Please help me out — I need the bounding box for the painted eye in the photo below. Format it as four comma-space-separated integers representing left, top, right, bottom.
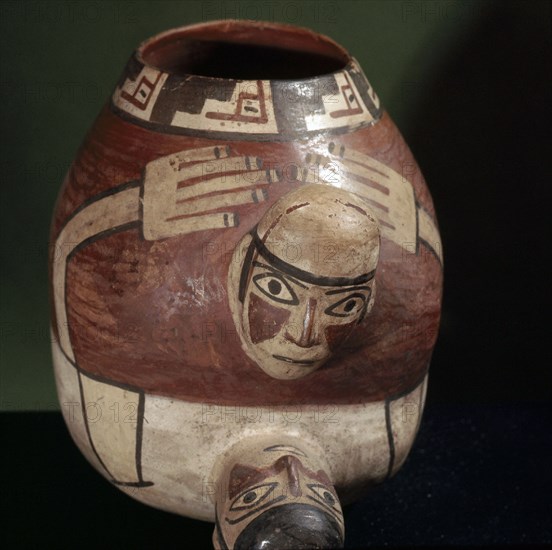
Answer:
307, 484, 338, 508
324, 292, 369, 318
229, 483, 278, 511
253, 273, 299, 305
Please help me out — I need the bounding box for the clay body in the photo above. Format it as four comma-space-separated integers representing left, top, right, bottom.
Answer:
49, 21, 442, 548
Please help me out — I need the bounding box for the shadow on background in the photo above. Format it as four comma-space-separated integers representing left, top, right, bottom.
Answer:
406, 0, 551, 404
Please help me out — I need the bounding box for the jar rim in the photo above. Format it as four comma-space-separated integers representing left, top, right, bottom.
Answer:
136, 20, 352, 82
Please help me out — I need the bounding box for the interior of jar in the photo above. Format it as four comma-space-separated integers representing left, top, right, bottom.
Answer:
139, 21, 350, 80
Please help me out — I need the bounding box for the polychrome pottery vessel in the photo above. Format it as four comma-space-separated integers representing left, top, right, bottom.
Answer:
49, 20, 442, 548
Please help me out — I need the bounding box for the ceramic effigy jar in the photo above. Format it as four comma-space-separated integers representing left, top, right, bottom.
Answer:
49, 20, 442, 548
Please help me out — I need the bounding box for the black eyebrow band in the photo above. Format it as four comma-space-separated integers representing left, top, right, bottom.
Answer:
252, 261, 309, 289
251, 230, 376, 287
325, 285, 373, 296
238, 236, 257, 303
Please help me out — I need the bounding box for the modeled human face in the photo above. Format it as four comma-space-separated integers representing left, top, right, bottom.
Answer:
213, 445, 344, 550
241, 254, 375, 379
227, 184, 380, 380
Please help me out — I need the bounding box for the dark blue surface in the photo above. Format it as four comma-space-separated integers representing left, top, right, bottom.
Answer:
2, 404, 550, 548
344, 404, 551, 547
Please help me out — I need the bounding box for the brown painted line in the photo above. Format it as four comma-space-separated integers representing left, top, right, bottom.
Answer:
175, 185, 268, 205
176, 167, 266, 191
363, 196, 390, 214
344, 159, 390, 181
176, 171, 269, 200
344, 168, 390, 196
329, 72, 365, 122
176, 173, 225, 189
330, 107, 364, 118
379, 219, 396, 231
331, 144, 391, 180
306, 152, 390, 196
170, 188, 268, 218
175, 155, 258, 183
205, 112, 269, 123
204, 80, 269, 124
165, 209, 237, 222
109, 101, 379, 142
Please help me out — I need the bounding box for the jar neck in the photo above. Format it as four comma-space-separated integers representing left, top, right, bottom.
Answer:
111, 21, 383, 141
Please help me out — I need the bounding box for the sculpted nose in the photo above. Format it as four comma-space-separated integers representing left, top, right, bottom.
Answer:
275, 455, 302, 497
285, 298, 320, 348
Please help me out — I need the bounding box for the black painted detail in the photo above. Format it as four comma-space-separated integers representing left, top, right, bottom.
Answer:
251, 229, 375, 288
233, 503, 344, 550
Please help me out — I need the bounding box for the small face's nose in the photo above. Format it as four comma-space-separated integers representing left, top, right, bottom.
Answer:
275, 455, 303, 497
285, 298, 320, 348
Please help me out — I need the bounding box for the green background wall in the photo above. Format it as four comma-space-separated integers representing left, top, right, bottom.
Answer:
0, 0, 509, 410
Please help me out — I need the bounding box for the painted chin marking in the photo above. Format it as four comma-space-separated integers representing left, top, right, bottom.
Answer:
272, 355, 318, 366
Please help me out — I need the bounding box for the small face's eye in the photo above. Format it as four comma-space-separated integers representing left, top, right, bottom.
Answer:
229, 483, 278, 511
307, 484, 339, 509
253, 273, 299, 305
324, 292, 369, 318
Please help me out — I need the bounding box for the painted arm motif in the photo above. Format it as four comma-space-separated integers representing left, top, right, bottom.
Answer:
51, 144, 274, 485
302, 143, 443, 265
53, 144, 273, 362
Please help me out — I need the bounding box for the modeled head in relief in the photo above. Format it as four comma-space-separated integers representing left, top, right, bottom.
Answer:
213, 444, 344, 550
228, 184, 380, 380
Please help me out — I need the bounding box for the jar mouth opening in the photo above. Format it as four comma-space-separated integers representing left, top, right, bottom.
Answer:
137, 20, 351, 80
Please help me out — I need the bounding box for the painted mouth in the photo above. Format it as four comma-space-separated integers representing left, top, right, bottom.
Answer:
272, 355, 318, 366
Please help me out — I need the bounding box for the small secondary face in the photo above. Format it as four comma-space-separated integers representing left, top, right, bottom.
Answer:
213, 445, 344, 550
228, 183, 380, 380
